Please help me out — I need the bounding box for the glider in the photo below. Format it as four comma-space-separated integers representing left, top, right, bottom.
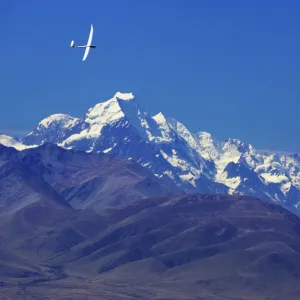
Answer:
70, 24, 96, 61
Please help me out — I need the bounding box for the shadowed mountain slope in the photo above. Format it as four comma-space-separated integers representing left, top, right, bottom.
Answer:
0, 143, 177, 212
0, 193, 300, 299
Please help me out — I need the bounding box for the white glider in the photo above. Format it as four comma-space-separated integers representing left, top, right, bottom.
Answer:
70, 24, 96, 61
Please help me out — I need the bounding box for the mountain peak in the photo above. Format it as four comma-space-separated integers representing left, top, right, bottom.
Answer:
23, 114, 80, 146
39, 114, 78, 129
195, 132, 220, 161
196, 132, 216, 149
85, 97, 125, 129
86, 92, 136, 122
153, 112, 167, 124
225, 137, 243, 145
114, 92, 135, 101
223, 138, 250, 152
197, 131, 212, 140
0, 134, 34, 151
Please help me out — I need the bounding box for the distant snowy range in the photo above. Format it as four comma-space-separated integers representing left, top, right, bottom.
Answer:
1, 92, 300, 213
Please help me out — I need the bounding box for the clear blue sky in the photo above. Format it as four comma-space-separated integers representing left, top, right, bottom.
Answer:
1, 0, 300, 152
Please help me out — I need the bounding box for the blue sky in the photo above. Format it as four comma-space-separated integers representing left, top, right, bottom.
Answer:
1, 0, 300, 151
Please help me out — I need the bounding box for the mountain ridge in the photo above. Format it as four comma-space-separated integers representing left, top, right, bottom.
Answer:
0, 142, 176, 212
2, 91, 300, 212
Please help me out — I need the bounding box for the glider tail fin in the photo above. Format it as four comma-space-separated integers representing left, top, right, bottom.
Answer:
70, 40, 75, 48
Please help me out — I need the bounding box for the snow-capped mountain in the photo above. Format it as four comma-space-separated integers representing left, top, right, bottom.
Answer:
5, 92, 300, 211
22, 92, 225, 193
0, 134, 37, 151
24, 114, 80, 145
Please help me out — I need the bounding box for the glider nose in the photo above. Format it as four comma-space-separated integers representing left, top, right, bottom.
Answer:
70, 40, 75, 48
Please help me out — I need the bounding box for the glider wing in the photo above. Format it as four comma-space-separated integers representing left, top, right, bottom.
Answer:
82, 24, 94, 61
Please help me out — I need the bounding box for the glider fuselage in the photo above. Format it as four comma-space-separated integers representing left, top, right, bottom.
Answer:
75, 45, 97, 48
